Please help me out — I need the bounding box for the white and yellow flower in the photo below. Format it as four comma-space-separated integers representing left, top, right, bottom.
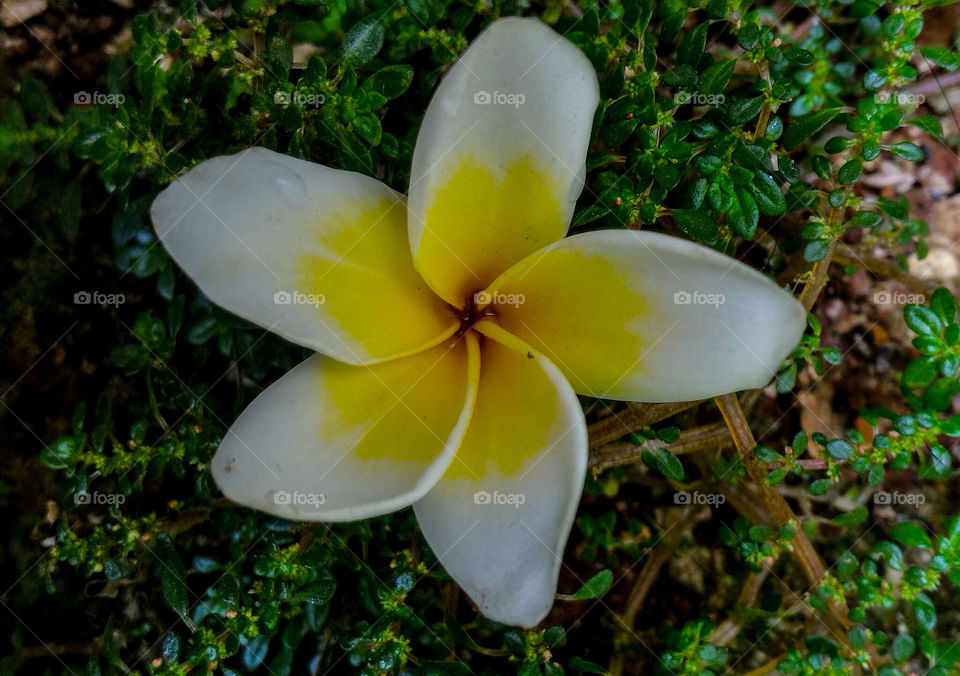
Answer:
151, 17, 805, 627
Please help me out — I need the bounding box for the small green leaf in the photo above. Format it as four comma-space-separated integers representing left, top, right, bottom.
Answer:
728, 186, 759, 238
652, 447, 685, 480
890, 522, 933, 548
699, 60, 735, 96
831, 505, 868, 526
363, 65, 414, 99
727, 96, 765, 125
920, 46, 960, 71
340, 17, 385, 68
891, 634, 915, 663
826, 439, 855, 460
803, 238, 832, 262
747, 172, 787, 214
905, 304, 944, 337
888, 142, 924, 161
160, 551, 190, 619
909, 115, 944, 139
570, 570, 614, 599
837, 158, 863, 184
672, 209, 719, 245
782, 109, 843, 151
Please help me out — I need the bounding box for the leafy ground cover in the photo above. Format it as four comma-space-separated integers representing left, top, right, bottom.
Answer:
3, 0, 960, 674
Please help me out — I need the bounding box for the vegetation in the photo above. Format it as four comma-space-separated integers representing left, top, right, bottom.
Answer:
2, 0, 960, 673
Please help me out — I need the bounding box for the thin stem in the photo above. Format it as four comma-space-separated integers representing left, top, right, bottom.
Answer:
713, 393, 858, 647
588, 421, 730, 472
588, 401, 699, 449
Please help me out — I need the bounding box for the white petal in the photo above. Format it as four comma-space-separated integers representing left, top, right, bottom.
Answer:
414, 323, 587, 627
151, 147, 457, 365
211, 335, 480, 521
407, 17, 600, 307
486, 230, 807, 401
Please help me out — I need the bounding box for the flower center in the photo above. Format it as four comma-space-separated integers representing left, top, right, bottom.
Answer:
455, 290, 495, 337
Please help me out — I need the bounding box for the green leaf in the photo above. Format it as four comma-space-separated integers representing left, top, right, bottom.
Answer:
728, 187, 759, 238
339, 17, 385, 68
932, 288, 957, 323
663, 64, 698, 89
160, 550, 190, 619
570, 570, 614, 599
699, 60, 735, 96
863, 69, 887, 90
909, 115, 944, 139
809, 478, 832, 496
568, 657, 608, 674
363, 65, 414, 99
891, 634, 915, 663
727, 96, 764, 125
782, 109, 843, 151
747, 172, 787, 214
920, 46, 960, 71
672, 209, 719, 245
903, 357, 938, 389
905, 304, 943, 337
738, 23, 761, 50
572, 203, 611, 227
803, 238, 832, 262
161, 634, 180, 664
826, 438, 855, 460
678, 23, 708, 67
912, 593, 937, 631
850, 210, 882, 227
890, 522, 933, 548
889, 142, 924, 161
837, 158, 863, 184
652, 447, 685, 480
831, 505, 868, 526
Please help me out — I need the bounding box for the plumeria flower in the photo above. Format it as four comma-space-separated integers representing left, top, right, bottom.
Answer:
151, 17, 805, 627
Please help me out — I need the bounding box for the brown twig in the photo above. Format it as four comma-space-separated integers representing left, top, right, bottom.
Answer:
589, 421, 732, 472
609, 506, 703, 676
713, 394, 857, 648
587, 401, 699, 449
832, 243, 937, 297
